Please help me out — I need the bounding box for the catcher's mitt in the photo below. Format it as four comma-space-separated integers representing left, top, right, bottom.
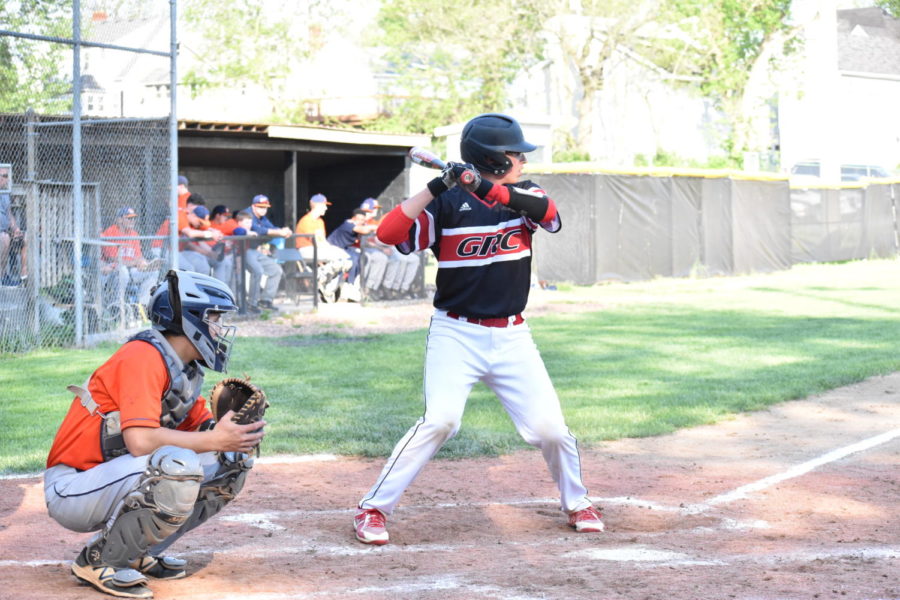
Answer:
209, 377, 269, 447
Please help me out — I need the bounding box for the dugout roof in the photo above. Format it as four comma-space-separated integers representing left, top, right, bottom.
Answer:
178, 119, 429, 232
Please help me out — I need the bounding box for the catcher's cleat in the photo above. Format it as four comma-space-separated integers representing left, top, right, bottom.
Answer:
71, 547, 152, 598
567, 506, 605, 533
354, 508, 389, 545
135, 555, 187, 580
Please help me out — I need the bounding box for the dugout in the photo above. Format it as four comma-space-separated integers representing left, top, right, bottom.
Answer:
177, 121, 429, 234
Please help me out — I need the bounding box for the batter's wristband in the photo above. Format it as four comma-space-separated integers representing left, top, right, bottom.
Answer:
426, 177, 448, 197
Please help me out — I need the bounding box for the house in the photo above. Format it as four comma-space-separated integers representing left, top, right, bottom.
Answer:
776, 4, 900, 179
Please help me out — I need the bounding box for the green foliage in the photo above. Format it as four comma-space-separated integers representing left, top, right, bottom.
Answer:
876, 0, 900, 17
536, 0, 664, 156
181, 0, 343, 123
0, 1, 72, 113
633, 149, 739, 169
664, 0, 797, 161
363, 0, 546, 135
553, 148, 592, 163
3, 260, 900, 474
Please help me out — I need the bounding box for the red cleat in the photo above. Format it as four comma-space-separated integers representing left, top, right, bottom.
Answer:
567, 506, 605, 532
354, 508, 389, 545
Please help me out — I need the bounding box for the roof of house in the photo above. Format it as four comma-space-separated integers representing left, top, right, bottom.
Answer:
837, 7, 900, 76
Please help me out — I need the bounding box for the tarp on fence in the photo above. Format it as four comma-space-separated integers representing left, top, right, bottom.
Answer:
532, 173, 804, 284
791, 183, 897, 263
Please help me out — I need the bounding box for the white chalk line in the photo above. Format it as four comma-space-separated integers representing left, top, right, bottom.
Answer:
255, 453, 339, 465
217, 495, 681, 531
6, 543, 896, 571
4, 430, 897, 598
0, 453, 342, 481
221, 420, 900, 525
151, 574, 549, 600
682, 426, 900, 514
0, 472, 40, 480
4, 428, 896, 552
565, 545, 900, 568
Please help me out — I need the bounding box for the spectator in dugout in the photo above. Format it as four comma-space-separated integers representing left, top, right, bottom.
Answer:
177, 195, 223, 274
326, 208, 377, 301
177, 175, 190, 209
244, 194, 291, 312
360, 197, 391, 297
99, 207, 160, 306
207, 205, 237, 285
0, 164, 24, 286
358, 197, 421, 300
294, 193, 353, 303
150, 192, 221, 261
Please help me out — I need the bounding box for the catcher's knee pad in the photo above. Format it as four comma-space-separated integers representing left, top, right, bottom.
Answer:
99, 446, 203, 567
189, 452, 253, 526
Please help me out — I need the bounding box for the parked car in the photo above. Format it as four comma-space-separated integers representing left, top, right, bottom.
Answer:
790, 160, 893, 183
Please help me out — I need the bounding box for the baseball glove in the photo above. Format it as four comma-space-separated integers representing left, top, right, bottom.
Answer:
209, 377, 268, 451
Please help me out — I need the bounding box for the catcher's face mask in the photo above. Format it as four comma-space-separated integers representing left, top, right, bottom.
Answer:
150, 269, 239, 372
204, 309, 236, 371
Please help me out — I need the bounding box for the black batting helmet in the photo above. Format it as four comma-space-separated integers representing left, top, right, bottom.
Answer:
460, 113, 536, 176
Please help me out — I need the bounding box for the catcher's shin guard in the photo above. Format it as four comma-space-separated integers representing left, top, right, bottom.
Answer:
167, 451, 254, 543
196, 452, 253, 514
95, 446, 203, 568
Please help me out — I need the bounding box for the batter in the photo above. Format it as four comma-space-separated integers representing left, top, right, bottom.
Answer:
355, 113, 603, 545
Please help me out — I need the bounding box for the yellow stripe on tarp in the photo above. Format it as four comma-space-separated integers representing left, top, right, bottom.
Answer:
788, 179, 900, 190
523, 163, 788, 181
524, 163, 900, 186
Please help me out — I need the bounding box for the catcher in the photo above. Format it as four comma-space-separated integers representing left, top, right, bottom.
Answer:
44, 270, 267, 599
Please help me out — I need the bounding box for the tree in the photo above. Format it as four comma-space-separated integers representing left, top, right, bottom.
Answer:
664, 0, 798, 165
526, 0, 663, 160
181, 0, 345, 123
876, 0, 900, 17
0, 1, 72, 113
364, 0, 546, 136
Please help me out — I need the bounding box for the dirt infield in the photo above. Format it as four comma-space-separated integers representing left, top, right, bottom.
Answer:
2, 368, 898, 600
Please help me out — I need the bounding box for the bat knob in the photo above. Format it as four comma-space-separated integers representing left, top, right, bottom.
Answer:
460, 171, 475, 185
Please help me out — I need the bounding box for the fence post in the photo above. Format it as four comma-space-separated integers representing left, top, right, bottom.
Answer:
168, 0, 179, 272
25, 111, 39, 336
72, 0, 85, 347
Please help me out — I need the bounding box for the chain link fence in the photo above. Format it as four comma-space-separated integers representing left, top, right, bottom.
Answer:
0, 3, 176, 352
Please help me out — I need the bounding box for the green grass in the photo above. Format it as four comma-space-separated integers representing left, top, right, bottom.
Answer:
3, 259, 900, 474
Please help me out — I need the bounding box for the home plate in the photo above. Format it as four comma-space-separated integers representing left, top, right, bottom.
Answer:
569, 546, 724, 566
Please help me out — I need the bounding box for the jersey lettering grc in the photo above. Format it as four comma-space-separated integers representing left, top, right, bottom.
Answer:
397, 181, 561, 319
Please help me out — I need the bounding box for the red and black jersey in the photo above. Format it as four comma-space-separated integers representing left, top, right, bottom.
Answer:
397, 181, 561, 319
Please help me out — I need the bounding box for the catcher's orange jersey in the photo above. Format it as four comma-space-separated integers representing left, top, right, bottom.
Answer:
46, 340, 212, 471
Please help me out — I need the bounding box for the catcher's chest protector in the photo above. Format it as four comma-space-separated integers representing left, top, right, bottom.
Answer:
75, 331, 204, 462
130, 330, 204, 430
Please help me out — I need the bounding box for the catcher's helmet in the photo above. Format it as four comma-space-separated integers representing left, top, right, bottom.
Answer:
460, 113, 536, 176
148, 269, 238, 372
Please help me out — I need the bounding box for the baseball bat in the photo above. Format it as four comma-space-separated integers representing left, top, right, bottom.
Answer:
408, 147, 476, 185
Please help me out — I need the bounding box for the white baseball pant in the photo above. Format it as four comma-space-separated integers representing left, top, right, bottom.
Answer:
359, 310, 592, 515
